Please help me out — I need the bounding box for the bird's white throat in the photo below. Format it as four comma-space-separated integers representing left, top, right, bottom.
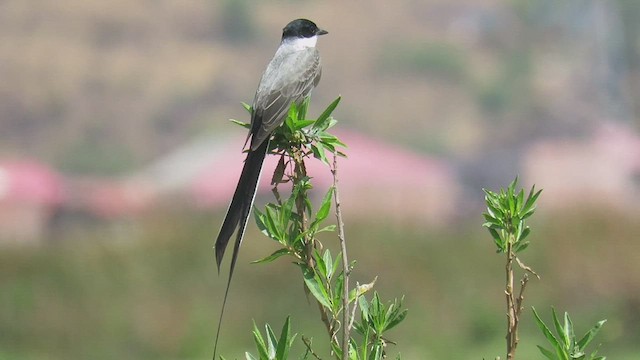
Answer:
283, 35, 318, 50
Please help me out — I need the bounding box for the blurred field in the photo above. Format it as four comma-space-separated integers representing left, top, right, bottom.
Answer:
1, 205, 639, 359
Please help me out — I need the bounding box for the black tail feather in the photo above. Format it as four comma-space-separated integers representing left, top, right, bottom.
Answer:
214, 139, 269, 270
212, 139, 269, 360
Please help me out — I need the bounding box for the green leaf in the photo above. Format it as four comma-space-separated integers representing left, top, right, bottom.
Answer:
509, 176, 519, 192
522, 187, 542, 215
281, 195, 296, 227
552, 308, 570, 350
275, 316, 292, 360
265, 323, 277, 359
369, 345, 382, 360
301, 266, 332, 309
311, 187, 335, 230
254, 208, 269, 235
488, 228, 504, 251
298, 96, 310, 120
285, 103, 298, 132
252, 321, 269, 360
251, 248, 291, 264
359, 295, 370, 321
349, 341, 359, 360
323, 249, 334, 279
532, 307, 568, 360
576, 319, 607, 350
313, 96, 341, 132
325, 118, 339, 130
317, 224, 336, 233
265, 205, 284, 241
521, 208, 537, 220
230, 118, 252, 129
314, 250, 327, 279
485, 200, 504, 219
482, 213, 500, 226
537, 345, 558, 360
386, 307, 408, 331
295, 119, 316, 130
318, 132, 347, 148
565, 313, 575, 349
516, 188, 525, 211
309, 144, 324, 166
332, 252, 342, 279
514, 240, 529, 253
572, 350, 586, 358
331, 342, 343, 360
311, 142, 330, 165
242, 102, 253, 113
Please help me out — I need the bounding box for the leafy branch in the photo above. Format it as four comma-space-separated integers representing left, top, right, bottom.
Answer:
483, 177, 541, 360
225, 97, 407, 360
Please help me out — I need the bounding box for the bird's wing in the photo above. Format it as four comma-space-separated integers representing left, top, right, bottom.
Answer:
250, 48, 321, 150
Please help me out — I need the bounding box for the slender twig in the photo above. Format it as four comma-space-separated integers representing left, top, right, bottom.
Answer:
515, 274, 529, 319
505, 239, 535, 360
516, 257, 540, 279
291, 145, 338, 350
332, 152, 350, 360
348, 286, 360, 331
505, 240, 517, 360
302, 336, 324, 360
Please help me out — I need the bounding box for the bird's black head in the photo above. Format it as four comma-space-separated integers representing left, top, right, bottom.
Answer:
282, 19, 328, 40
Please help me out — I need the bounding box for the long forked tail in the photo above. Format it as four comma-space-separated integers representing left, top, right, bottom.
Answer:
212, 139, 269, 360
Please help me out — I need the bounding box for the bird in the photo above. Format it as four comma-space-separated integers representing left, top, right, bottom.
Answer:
212, 18, 328, 358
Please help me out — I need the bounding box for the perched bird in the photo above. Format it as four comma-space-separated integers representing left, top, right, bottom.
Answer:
213, 18, 328, 357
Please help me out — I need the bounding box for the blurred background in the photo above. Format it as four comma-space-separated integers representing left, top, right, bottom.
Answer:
1, 0, 639, 358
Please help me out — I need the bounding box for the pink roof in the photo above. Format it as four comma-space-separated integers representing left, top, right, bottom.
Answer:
523, 122, 640, 210
191, 130, 460, 223
0, 160, 64, 206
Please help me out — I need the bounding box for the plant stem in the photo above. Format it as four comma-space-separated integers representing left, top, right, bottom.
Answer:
505, 236, 533, 360
292, 147, 311, 259
332, 153, 350, 360
291, 146, 338, 350
505, 239, 518, 360
302, 336, 324, 360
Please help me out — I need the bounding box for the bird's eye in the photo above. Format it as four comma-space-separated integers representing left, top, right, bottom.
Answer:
303, 26, 315, 37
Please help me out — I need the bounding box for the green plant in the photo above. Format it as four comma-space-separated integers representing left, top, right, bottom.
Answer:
219, 96, 407, 360
238, 316, 296, 360
482, 177, 541, 255
353, 292, 407, 360
532, 307, 607, 360
482, 179, 611, 360
483, 177, 541, 360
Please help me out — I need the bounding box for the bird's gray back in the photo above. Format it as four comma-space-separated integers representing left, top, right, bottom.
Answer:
250, 47, 321, 150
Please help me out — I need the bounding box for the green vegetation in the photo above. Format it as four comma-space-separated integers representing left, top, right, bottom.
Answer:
5, 96, 637, 359
532, 307, 606, 360
225, 97, 406, 359
483, 178, 542, 359
1, 207, 638, 359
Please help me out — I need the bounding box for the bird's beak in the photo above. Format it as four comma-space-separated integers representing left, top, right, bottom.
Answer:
317, 28, 328, 36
